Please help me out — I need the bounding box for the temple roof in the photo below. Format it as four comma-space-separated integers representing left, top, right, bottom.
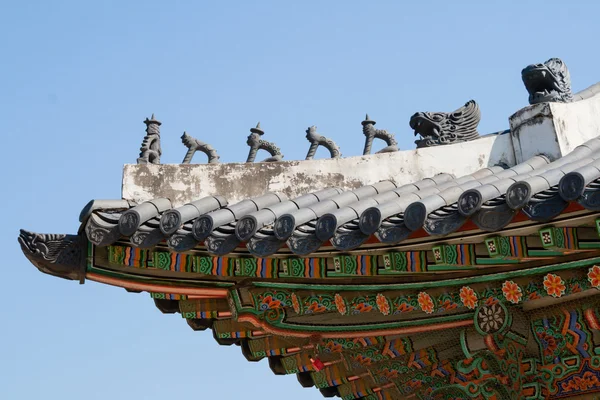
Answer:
18, 57, 600, 400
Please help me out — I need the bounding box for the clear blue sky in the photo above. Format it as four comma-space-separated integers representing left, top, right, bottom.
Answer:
2, 1, 600, 398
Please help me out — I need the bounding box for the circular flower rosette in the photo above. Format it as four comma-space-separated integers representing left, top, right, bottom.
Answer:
543, 273, 566, 298
474, 302, 510, 336
501, 280, 523, 304
588, 265, 600, 289
459, 286, 478, 309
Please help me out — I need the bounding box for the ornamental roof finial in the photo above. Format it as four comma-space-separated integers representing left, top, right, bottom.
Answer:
250, 121, 264, 135
143, 113, 162, 126
362, 114, 376, 126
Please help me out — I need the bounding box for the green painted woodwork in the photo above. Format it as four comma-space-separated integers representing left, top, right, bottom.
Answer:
151, 292, 187, 300
330, 255, 378, 277
539, 227, 579, 250
579, 242, 600, 249
280, 258, 327, 278
474, 258, 521, 265
87, 265, 235, 288
88, 227, 600, 399
485, 236, 528, 258
432, 244, 476, 265
252, 257, 600, 292
381, 251, 427, 273
100, 227, 600, 286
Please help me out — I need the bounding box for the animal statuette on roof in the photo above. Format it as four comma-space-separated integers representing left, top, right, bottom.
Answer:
411, 100, 481, 148
245, 122, 284, 162
137, 114, 162, 164
304, 126, 341, 160
361, 114, 398, 154
181, 131, 220, 164
521, 57, 600, 104
522, 58, 574, 104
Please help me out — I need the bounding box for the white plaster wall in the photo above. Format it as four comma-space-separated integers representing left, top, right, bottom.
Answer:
509, 103, 561, 162
122, 133, 515, 206
510, 93, 600, 162
550, 94, 600, 154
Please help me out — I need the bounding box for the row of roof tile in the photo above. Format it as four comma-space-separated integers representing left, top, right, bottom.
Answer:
83, 136, 600, 257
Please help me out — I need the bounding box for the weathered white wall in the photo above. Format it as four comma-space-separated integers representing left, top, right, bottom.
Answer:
122, 133, 514, 206
510, 92, 600, 162
551, 94, 600, 153
509, 103, 560, 162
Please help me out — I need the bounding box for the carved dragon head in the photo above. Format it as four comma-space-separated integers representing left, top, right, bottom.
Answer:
522, 58, 573, 104
18, 229, 84, 281
246, 133, 259, 147
305, 125, 318, 140
410, 100, 481, 148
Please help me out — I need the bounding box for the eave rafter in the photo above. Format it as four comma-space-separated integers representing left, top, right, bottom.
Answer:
54, 214, 600, 399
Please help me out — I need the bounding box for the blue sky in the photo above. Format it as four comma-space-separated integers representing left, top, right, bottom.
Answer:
2, 1, 600, 398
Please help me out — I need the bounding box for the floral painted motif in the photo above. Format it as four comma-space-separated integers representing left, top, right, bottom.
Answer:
260, 295, 282, 310
354, 302, 373, 313
561, 371, 600, 393
291, 293, 300, 314
502, 280, 523, 304
484, 297, 499, 306
307, 301, 327, 313
395, 302, 415, 313
324, 341, 343, 353
459, 286, 478, 309
588, 265, 600, 289
439, 299, 458, 311
418, 292, 434, 314
543, 273, 566, 298
376, 293, 391, 316
354, 354, 373, 366
334, 293, 347, 315
476, 304, 505, 333
536, 331, 559, 357
252, 270, 598, 322
380, 368, 399, 380
529, 292, 542, 300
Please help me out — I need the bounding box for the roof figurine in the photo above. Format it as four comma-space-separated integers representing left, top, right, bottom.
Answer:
411, 100, 481, 148
523, 57, 600, 104
19, 57, 600, 400
361, 114, 398, 154
246, 122, 284, 162
522, 58, 574, 104
304, 125, 341, 160
181, 131, 220, 164
137, 113, 162, 164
